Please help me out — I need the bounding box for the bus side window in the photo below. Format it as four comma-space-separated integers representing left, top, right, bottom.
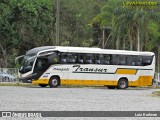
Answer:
95, 54, 103, 64
111, 55, 117, 65
142, 56, 152, 66
66, 53, 77, 64
127, 56, 132, 65
118, 55, 126, 65
132, 56, 142, 66
84, 54, 94, 64
103, 54, 111, 65
60, 53, 67, 64
48, 52, 60, 64
77, 53, 85, 64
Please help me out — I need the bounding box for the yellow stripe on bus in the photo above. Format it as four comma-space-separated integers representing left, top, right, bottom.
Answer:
116, 69, 137, 75
128, 76, 153, 86
32, 76, 152, 87
32, 79, 48, 84
61, 79, 117, 86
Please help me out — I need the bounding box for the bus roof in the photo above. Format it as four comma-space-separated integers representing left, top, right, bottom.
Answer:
26, 46, 56, 56
26, 46, 154, 56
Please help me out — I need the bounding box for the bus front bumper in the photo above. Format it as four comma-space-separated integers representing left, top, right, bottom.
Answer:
19, 77, 32, 83
20, 73, 37, 83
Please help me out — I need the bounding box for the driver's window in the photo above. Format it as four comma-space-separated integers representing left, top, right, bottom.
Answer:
48, 52, 60, 64
35, 58, 48, 70
37, 60, 42, 68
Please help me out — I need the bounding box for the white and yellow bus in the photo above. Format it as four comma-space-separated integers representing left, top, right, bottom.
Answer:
17, 46, 155, 89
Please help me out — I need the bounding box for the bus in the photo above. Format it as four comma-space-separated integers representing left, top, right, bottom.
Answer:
17, 46, 155, 89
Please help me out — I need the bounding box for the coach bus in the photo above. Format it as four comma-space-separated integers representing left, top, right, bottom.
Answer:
17, 46, 155, 89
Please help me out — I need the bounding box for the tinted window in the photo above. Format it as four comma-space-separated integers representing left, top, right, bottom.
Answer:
95, 54, 104, 64
84, 54, 94, 64
103, 54, 111, 65
142, 56, 153, 66
127, 56, 132, 65
118, 55, 126, 65
35, 58, 48, 70
60, 52, 153, 66
66, 53, 77, 63
111, 55, 118, 65
60, 53, 67, 64
132, 56, 142, 66
48, 52, 60, 64
60, 53, 77, 64
77, 53, 85, 64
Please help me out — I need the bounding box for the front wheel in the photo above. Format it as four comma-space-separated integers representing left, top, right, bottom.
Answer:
49, 77, 60, 88
39, 84, 48, 87
117, 79, 128, 89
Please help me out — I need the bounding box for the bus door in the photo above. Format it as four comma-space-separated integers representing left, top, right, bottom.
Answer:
34, 51, 60, 80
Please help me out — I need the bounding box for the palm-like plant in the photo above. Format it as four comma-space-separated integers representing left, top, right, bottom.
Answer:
92, 0, 160, 51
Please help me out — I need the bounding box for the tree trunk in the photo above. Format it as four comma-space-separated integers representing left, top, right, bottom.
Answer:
157, 45, 160, 84
102, 28, 105, 49
128, 27, 133, 50
0, 43, 8, 68
137, 28, 140, 51
116, 31, 120, 50
123, 38, 126, 50
129, 33, 133, 50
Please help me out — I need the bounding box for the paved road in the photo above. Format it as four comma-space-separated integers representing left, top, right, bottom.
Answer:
0, 86, 160, 120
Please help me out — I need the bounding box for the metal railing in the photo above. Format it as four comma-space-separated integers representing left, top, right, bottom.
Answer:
0, 68, 19, 82
154, 72, 160, 86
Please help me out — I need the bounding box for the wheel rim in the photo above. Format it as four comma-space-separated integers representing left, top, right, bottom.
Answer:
51, 79, 58, 86
119, 81, 126, 88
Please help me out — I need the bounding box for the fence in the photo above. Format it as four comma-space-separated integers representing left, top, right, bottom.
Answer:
154, 72, 160, 86
0, 68, 19, 82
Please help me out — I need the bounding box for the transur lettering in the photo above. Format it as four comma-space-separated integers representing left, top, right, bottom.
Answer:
73, 65, 107, 73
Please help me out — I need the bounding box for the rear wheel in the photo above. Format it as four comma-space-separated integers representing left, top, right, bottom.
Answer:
49, 77, 60, 88
39, 84, 48, 87
117, 79, 128, 89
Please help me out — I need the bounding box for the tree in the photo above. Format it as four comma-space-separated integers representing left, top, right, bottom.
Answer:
91, 0, 160, 51
59, 0, 106, 47
0, 0, 55, 67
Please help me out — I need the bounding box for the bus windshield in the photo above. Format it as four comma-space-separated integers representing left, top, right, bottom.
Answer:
19, 56, 36, 74
19, 52, 60, 74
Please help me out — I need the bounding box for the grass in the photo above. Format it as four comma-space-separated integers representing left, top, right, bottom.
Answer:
151, 86, 160, 89
0, 82, 94, 88
0, 82, 37, 87
0, 83, 108, 89
152, 91, 160, 96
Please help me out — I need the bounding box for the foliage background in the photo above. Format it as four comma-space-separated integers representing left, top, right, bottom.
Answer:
0, 0, 160, 71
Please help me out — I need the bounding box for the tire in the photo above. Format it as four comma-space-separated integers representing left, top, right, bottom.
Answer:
108, 86, 116, 89
117, 78, 128, 89
49, 77, 60, 88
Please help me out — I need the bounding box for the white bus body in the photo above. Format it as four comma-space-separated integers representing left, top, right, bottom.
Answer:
18, 46, 155, 89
